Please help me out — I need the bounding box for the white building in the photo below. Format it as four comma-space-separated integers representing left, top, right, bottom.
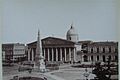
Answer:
13, 43, 26, 61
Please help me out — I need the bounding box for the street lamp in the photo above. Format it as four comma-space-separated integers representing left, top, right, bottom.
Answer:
83, 68, 90, 80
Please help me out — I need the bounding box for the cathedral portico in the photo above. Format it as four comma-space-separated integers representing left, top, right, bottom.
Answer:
27, 37, 76, 64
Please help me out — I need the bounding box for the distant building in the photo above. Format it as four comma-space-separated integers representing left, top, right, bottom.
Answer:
2, 24, 118, 64
2, 44, 14, 62
2, 43, 26, 62
78, 41, 118, 62
26, 24, 118, 64
26, 37, 76, 64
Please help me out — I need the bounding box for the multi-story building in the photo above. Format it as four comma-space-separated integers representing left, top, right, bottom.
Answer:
13, 43, 26, 61
26, 24, 118, 64
78, 41, 118, 62
2, 44, 14, 62
2, 43, 26, 63
2, 24, 118, 64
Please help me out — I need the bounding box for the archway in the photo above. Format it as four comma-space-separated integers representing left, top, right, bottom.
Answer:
83, 55, 88, 62
102, 55, 106, 62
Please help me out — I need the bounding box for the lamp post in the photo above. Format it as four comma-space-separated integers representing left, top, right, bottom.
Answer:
83, 68, 90, 80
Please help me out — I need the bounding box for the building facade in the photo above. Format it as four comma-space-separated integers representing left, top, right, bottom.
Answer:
26, 37, 76, 64
77, 41, 118, 62
2, 43, 26, 62
25, 24, 118, 64
2, 44, 14, 62
2, 24, 118, 64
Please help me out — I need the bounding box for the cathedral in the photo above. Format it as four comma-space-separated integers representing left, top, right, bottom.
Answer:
26, 24, 118, 64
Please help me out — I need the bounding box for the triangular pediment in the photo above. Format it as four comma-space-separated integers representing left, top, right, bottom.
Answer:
27, 37, 75, 47
42, 37, 75, 45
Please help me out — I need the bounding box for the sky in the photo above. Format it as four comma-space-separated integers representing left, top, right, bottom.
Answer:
2, 0, 117, 44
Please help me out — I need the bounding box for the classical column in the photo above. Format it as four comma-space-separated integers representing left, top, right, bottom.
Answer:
60, 48, 62, 61
111, 55, 113, 61
73, 48, 76, 62
56, 48, 58, 61
82, 55, 84, 62
52, 48, 54, 61
47, 48, 50, 61
95, 56, 97, 62
89, 56, 91, 62
69, 48, 71, 61
87, 55, 89, 62
31, 49, 34, 61
43, 48, 46, 59
28, 49, 30, 61
64, 48, 67, 61
99, 55, 102, 62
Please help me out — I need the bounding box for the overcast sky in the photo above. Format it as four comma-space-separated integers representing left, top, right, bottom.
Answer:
2, 0, 117, 44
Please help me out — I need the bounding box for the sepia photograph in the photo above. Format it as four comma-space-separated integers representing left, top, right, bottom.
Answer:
2, 0, 118, 80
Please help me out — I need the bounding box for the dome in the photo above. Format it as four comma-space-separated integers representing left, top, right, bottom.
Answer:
66, 24, 79, 42
67, 26, 77, 36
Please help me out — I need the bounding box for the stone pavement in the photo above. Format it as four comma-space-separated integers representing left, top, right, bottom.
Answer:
3, 71, 66, 80
50, 68, 95, 80
46, 64, 96, 80
3, 63, 96, 80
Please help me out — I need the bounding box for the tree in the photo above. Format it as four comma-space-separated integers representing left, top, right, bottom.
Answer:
92, 57, 112, 80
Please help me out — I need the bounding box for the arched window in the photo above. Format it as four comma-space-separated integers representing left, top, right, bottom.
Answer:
97, 55, 99, 61
103, 55, 106, 62
97, 48, 99, 53
91, 55, 93, 61
108, 55, 111, 60
69, 37, 71, 40
83, 55, 88, 62
109, 47, 111, 53
103, 48, 105, 53
91, 48, 93, 53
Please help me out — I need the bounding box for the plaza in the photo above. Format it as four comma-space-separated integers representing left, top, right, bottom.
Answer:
2, 26, 118, 80
3, 63, 96, 80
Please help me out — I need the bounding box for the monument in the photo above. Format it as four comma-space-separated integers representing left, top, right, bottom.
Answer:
34, 30, 46, 72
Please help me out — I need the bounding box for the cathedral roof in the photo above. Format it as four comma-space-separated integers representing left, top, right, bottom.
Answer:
66, 24, 77, 36
88, 42, 118, 47
27, 37, 75, 47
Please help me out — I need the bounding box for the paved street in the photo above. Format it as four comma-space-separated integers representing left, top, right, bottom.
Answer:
3, 64, 96, 80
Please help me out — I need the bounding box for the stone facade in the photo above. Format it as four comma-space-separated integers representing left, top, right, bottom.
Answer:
26, 37, 76, 63
77, 41, 118, 62
2, 43, 26, 62
2, 25, 118, 64
66, 24, 78, 42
